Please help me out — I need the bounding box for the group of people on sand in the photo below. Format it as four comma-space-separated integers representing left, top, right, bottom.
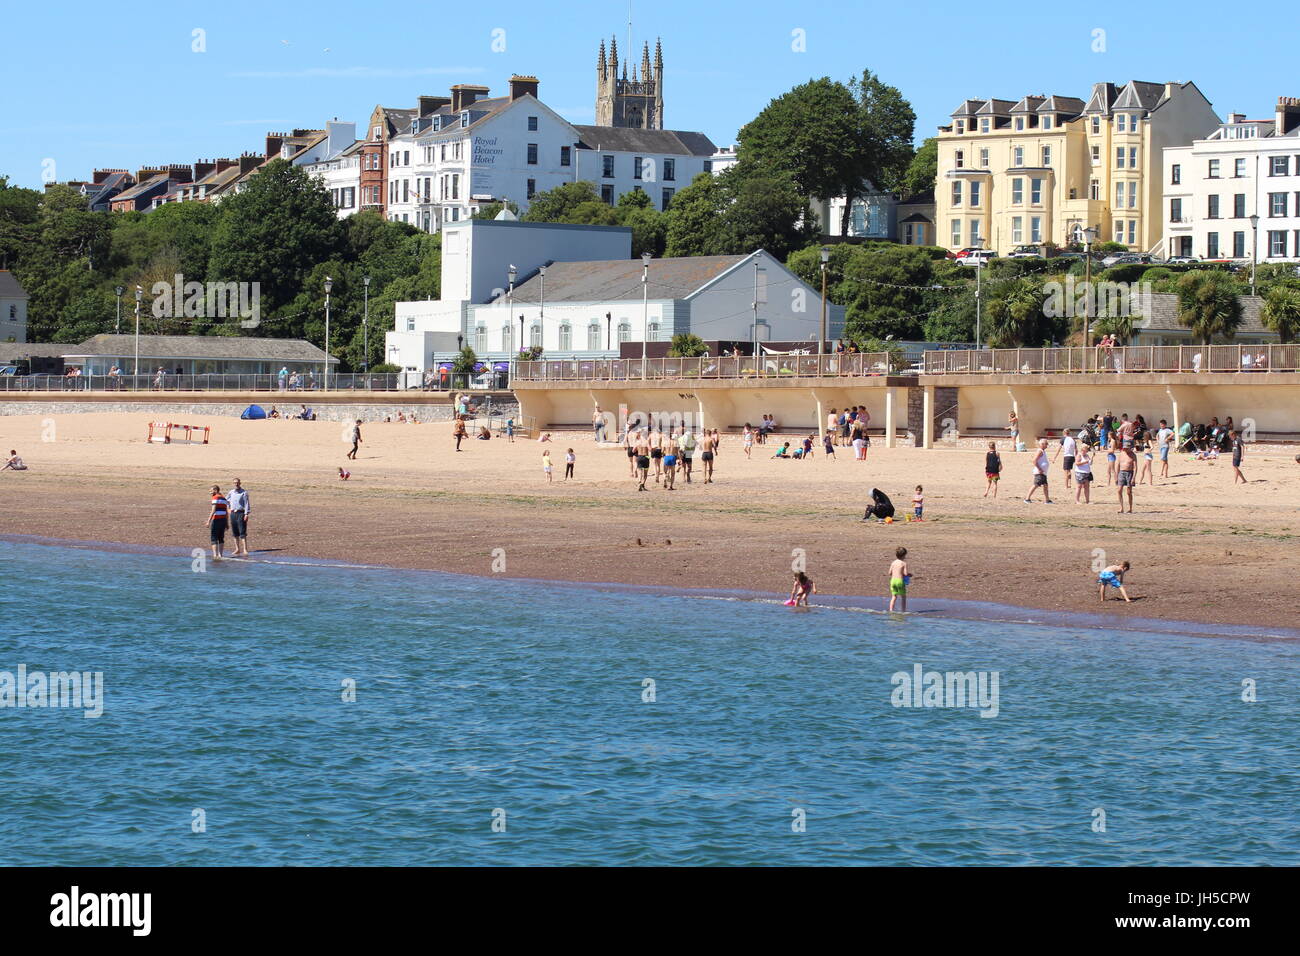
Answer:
204, 478, 251, 560
786, 547, 915, 613
624, 428, 719, 490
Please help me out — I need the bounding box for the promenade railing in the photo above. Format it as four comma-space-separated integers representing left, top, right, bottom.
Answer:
0, 372, 406, 393
512, 353, 897, 382
921, 344, 1300, 375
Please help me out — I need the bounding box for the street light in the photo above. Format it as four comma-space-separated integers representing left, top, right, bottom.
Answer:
819, 246, 830, 365
133, 285, 142, 378
507, 264, 517, 359
362, 275, 370, 373
974, 256, 984, 349
538, 264, 547, 356
323, 276, 333, 391
1074, 224, 1100, 366
114, 286, 124, 334
640, 252, 651, 378
1249, 214, 1260, 295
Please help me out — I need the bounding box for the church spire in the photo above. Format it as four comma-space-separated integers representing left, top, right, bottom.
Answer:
598, 39, 606, 76
641, 41, 651, 83
654, 37, 663, 73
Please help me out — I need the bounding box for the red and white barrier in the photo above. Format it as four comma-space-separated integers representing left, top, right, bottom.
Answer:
147, 422, 211, 444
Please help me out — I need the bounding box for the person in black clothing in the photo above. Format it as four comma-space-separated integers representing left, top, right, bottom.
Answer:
1230, 429, 1246, 483
862, 487, 895, 522
984, 441, 1002, 497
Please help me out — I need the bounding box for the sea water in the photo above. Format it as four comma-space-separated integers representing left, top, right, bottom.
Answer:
0, 539, 1295, 866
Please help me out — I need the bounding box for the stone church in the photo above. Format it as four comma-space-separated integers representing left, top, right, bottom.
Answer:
596, 37, 663, 130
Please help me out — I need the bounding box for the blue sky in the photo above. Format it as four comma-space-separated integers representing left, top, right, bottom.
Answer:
3, 0, 1299, 188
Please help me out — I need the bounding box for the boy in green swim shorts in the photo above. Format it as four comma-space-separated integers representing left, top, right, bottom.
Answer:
888, 547, 910, 612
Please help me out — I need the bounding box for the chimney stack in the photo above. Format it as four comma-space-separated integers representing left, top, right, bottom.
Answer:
265, 133, 285, 159
419, 94, 451, 116
1276, 96, 1300, 136
214, 157, 238, 173
508, 75, 539, 101
193, 159, 216, 181
92, 168, 127, 184
166, 164, 194, 183
450, 84, 490, 112
239, 153, 262, 174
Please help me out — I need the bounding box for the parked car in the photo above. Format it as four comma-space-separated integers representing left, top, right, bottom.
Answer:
958, 249, 997, 266
1007, 245, 1043, 259
1166, 255, 1199, 265
0, 365, 19, 376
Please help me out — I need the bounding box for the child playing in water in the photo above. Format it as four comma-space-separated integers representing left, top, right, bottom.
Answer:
911, 485, 924, 520
888, 547, 910, 612
789, 571, 816, 607
1097, 561, 1132, 603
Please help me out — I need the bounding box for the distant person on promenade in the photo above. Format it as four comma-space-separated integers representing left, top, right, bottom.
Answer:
1116, 443, 1137, 513
1024, 439, 1053, 503
888, 547, 910, 613
347, 420, 362, 460
983, 442, 1001, 497
1231, 429, 1246, 483
207, 485, 229, 560
788, 571, 816, 607
453, 416, 468, 452
227, 477, 250, 557
1, 449, 26, 471
1097, 561, 1133, 603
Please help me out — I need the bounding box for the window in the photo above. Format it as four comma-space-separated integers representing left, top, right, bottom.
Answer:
647, 321, 660, 341
664, 158, 675, 181
602, 155, 614, 178
1208, 159, 1220, 178
1235, 158, 1247, 178
406, 317, 415, 331
526, 179, 536, 199
473, 325, 487, 352
969, 181, 981, 207
1131, 114, 1141, 129
1117, 114, 1127, 133
1116, 147, 1126, 169
1170, 198, 1182, 222
601, 184, 614, 205
1030, 216, 1042, 242
1207, 232, 1220, 258
1042, 116, 1052, 130
558, 323, 571, 351
560, 146, 571, 167
1128, 147, 1138, 168
527, 143, 538, 165
1011, 216, 1023, 243
980, 118, 990, 133
978, 148, 989, 168
1114, 220, 1125, 243
1128, 221, 1136, 245
1014, 117, 1024, 131
1171, 164, 1181, 185
501, 325, 512, 351
1269, 230, 1287, 257
1207, 195, 1220, 218
1233, 231, 1246, 258
956, 120, 965, 134
1115, 183, 1124, 207
950, 219, 961, 246
617, 321, 631, 343
1013, 146, 1024, 167
1042, 145, 1051, 166
1030, 178, 1043, 205
1233, 194, 1246, 218
703, 160, 712, 173
460, 112, 469, 128
634, 157, 644, 180
1091, 145, 1100, 164
661, 188, 674, 209
951, 181, 962, 206
1128, 182, 1137, 209
1271, 156, 1289, 176
1090, 178, 1100, 201
1271, 192, 1288, 217
969, 219, 981, 245
402, 179, 409, 202
529, 323, 542, 348
954, 150, 964, 169
1091, 116, 1100, 135
588, 324, 602, 351
1011, 178, 1023, 204
527, 116, 538, 131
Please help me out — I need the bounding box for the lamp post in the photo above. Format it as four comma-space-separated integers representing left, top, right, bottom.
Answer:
133, 286, 142, 378
1075, 224, 1099, 368
819, 246, 830, 367
605, 311, 612, 351
1249, 214, 1260, 295
538, 264, 547, 356
323, 276, 333, 391
362, 275, 370, 373
507, 264, 517, 359
974, 256, 983, 349
640, 251, 651, 378
114, 286, 123, 334
752, 255, 760, 372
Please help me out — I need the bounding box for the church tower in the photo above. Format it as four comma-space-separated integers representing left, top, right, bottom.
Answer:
596, 36, 663, 129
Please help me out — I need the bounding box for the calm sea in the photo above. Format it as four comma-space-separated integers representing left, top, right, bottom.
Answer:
1, 539, 1295, 866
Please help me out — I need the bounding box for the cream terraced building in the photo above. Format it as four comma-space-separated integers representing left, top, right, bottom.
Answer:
935, 81, 1220, 256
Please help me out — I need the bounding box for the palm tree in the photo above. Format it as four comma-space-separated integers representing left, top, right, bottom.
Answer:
1176, 271, 1243, 344
1261, 284, 1300, 343
984, 278, 1048, 347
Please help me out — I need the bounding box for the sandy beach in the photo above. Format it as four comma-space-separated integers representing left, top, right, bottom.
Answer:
1, 410, 1297, 633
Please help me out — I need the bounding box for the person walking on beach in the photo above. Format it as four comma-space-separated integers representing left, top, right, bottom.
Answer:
634, 432, 651, 491
1053, 428, 1076, 490
542, 449, 553, 482
1116, 443, 1137, 513
593, 407, 606, 444
984, 442, 1001, 497
650, 425, 665, 484
1230, 428, 1246, 484
1025, 439, 1053, 503
453, 415, 468, 452
1098, 561, 1132, 603
699, 430, 717, 483
1006, 410, 1020, 450
563, 448, 575, 481
743, 424, 754, 459
347, 420, 362, 460
1157, 419, 1174, 479
679, 429, 696, 483
227, 477, 250, 557
207, 485, 229, 560
1073, 443, 1094, 503
663, 432, 679, 490
888, 547, 910, 613
625, 429, 638, 477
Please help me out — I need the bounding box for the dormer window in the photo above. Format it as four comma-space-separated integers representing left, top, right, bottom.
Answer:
1015, 117, 1024, 131
956, 120, 965, 134
1091, 116, 1100, 135
980, 118, 990, 133
460, 112, 470, 128
1042, 115, 1052, 130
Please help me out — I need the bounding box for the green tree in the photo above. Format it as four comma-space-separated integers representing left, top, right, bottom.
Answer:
1261, 283, 1300, 342
846, 68, 917, 201
1176, 270, 1244, 343
664, 165, 811, 259
663, 173, 725, 257
841, 244, 934, 341
472, 200, 521, 220
667, 332, 707, 357
520, 181, 604, 222
983, 278, 1053, 347
902, 138, 938, 198
452, 345, 478, 376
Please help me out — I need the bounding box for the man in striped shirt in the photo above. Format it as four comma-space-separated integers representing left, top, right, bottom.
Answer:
207, 485, 229, 560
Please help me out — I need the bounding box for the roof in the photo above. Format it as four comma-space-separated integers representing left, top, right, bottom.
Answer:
1136, 292, 1269, 333
490, 255, 755, 304
111, 174, 170, 203
60, 334, 339, 363
1113, 81, 1169, 112
0, 271, 29, 298
1039, 95, 1085, 114
0, 343, 65, 362
1084, 83, 1118, 114
573, 125, 716, 157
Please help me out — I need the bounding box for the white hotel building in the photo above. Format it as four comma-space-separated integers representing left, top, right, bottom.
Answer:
1163, 98, 1300, 261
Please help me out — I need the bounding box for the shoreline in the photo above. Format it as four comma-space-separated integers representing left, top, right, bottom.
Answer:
6, 532, 1296, 643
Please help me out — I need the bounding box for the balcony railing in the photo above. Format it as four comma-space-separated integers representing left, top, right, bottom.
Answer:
0, 373, 407, 393
921, 344, 1300, 375
512, 353, 898, 382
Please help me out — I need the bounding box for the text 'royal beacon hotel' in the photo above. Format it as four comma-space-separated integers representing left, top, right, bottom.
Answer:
934, 81, 1221, 256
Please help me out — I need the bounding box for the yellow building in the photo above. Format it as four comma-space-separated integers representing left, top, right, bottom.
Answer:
935, 82, 1220, 255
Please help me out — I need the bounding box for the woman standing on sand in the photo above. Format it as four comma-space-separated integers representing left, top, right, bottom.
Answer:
1006, 410, 1020, 449
453, 416, 468, 452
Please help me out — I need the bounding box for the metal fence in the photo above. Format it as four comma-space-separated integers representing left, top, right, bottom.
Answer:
513, 353, 898, 382
922, 344, 1300, 375
0, 372, 405, 393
